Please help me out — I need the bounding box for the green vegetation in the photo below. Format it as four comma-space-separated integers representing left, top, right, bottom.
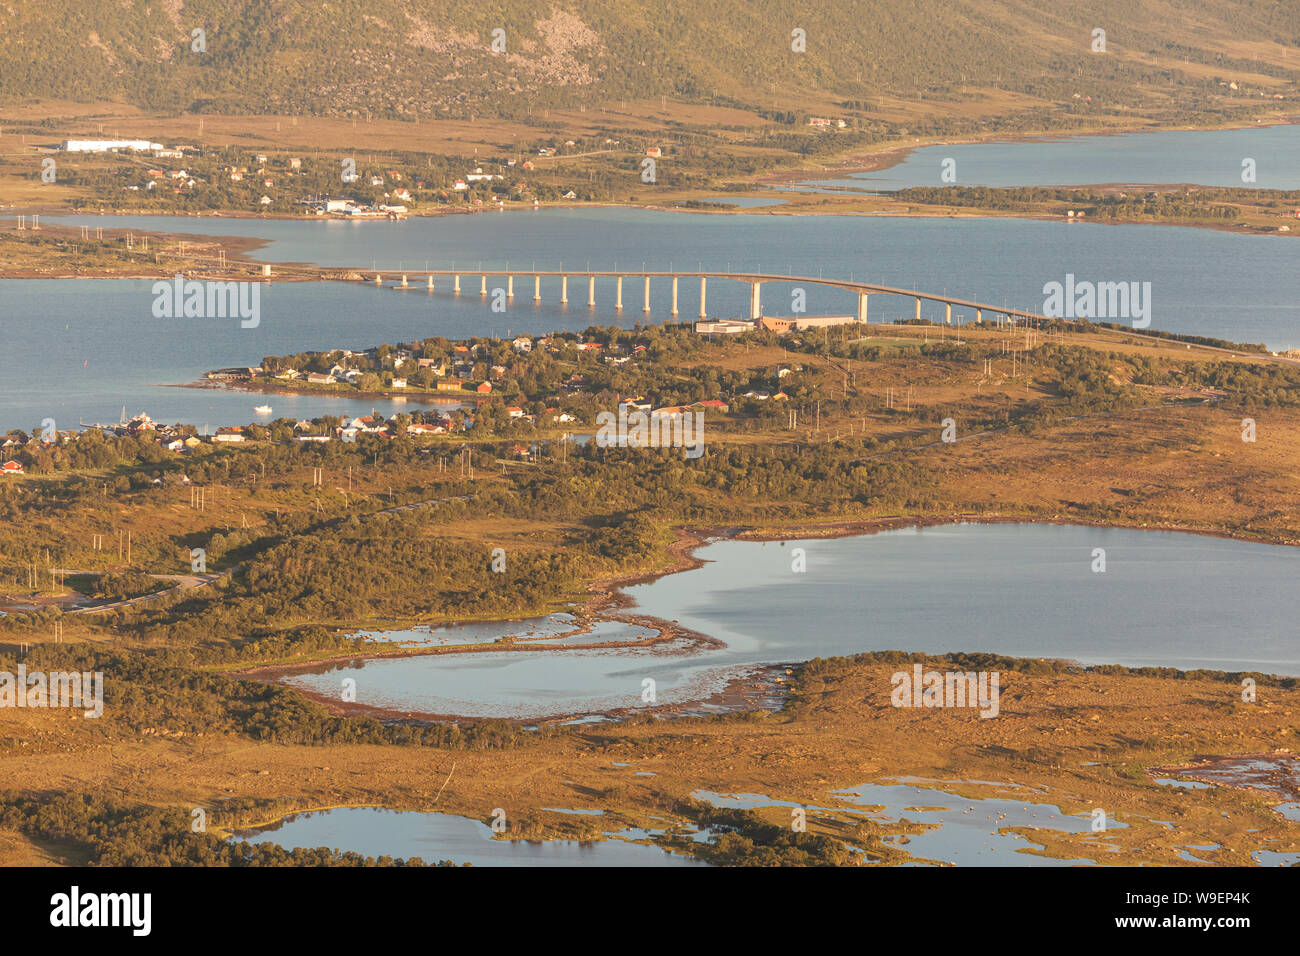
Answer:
0, 793, 457, 865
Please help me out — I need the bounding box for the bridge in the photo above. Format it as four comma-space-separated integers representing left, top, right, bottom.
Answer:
349, 268, 1054, 325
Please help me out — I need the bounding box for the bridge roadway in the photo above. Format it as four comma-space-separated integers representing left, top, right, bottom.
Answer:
360, 268, 1053, 325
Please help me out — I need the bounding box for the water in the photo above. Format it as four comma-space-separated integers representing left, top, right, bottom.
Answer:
29, 207, 1300, 351
0, 278, 464, 431
230, 806, 706, 867
799, 125, 1300, 191
626, 524, 1300, 677
692, 782, 1118, 866
280, 640, 743, 719
280, 524, 1300, 720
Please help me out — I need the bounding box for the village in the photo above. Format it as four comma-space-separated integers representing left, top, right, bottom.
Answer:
1, 325, 810, 476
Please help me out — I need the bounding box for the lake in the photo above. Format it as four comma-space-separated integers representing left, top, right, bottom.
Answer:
279, 524, 1300, 720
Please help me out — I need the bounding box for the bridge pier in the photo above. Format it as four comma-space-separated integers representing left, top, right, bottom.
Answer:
480, 275, 487, 295
945, 302, 951, 325
915, 297, 922, 322
976, 309, 982, 325
749, 281, 763, 320
374, 274, 382, 285
671, 276, 679, 316
699, 276, 707, 318
588, 275, 595, 307
616, 276, 623, 310
857, 292, 869, 323
561, 275, 568, 304
427, 275, 434, 291
454, 274, 461, 294
399, 274, 409, 288
507, 275, 514, 298
534, 275, 541, 302
643, 275, 651, 313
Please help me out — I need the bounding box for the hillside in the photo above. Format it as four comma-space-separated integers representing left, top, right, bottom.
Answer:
1, 0, 1298, 122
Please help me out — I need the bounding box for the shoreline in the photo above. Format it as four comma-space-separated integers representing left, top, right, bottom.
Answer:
234, 513, 1300, 725
0, 118, 1293, 269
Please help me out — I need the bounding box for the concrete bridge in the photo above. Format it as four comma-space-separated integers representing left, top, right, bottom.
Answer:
366, 268, 1053, 325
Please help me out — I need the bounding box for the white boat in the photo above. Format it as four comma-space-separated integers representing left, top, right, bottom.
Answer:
254, 405, 273, 415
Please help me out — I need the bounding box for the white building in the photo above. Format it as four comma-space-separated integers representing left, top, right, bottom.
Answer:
63, 139, 164, 153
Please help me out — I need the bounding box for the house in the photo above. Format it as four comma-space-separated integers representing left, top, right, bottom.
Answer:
390, 378, 407, 388
475, 382, 493, 394
551, 411, 577, 423
436, 380, 466, 392
512, 335, 533, 353
164, 439, 186, 452
651, 405, 692, 418
645, 146, 662, 158
289, 157, 302, 170
490, 365, 507, 380
369, 175, 384, 186
619, 396, 652, 413
577, 342, 602, 352
561, 190, 578, 200
694, 399, 730, 413
213, 427, 246, 443
229, 171, 244, 182
506, 406, 524, 418
306, 373, 336, 385
259, 195, 273, 205
2, 460, 23, 475
407, 422, 446, 436
522, 161, 535, 171
807, 117, 832, 128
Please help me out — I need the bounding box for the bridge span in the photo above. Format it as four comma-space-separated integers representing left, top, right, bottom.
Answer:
354, 268, 1053, 326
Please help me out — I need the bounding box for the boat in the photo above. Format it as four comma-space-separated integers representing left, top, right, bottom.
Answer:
254, 405, 273, 415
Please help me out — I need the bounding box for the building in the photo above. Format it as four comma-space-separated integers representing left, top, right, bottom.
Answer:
213, 427, 246, 443
696, 319, 753, 335
62, 139, 163, 153
759, 314, 856, 333
2, 460, 23, 474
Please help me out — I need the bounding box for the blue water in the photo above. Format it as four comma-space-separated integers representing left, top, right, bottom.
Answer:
282, 524, 1300, 721
802, 125, 1300, 191
230, 806, 705, 867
